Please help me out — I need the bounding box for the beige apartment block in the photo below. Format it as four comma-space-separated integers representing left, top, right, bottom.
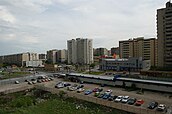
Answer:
67, 38, 93, 65
157, 1, 172, 68
119, 37, 157, 67
0, 52, 38, 67
56, 49, 67, 63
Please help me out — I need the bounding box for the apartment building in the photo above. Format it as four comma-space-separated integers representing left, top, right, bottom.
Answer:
119, 37, 157, 67
157, 1, 172, 68
0, 52, 38, 67
56, 49, 67, 63
67, 38, 93, 65
93, 48, 108, 56
46, 49, 58, 64
111, 47, 119, 56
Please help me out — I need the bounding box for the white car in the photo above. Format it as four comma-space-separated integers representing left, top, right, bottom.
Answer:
105, 89, 113, 94
156, 104, 166, 111
15, 81, 19, 84
121, 96, 129, 103
114, 96, 123, 102
77, 88, 85, 93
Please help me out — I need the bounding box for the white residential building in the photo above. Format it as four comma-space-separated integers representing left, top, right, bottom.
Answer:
67, 38, 93, 65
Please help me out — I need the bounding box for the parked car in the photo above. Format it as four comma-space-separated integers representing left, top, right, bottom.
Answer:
55, 82, 64, 88
77, 84, 84, 89
135, 99, 144, 106
156, 104, 166, 111
121, 96, 129, 103
31, 79, 37, 84
108, 95, 118, 101
37, 79, 42, 83
102, 93, 111, 99
147, 101, 158, 109
63, 82, 71, 87
114, 96, 123, 102
94, 92, 101, 97
127, 98, 137, 105
105, 89, 112, 94
77, 88, 85, 93
28, 81, 32, 85
25, 79, 29, 82
108, 95, 114, 101
98, 93, 104, 98
15, 80, 19, 84
84, 90, 92, 95
93, 87, 103, 92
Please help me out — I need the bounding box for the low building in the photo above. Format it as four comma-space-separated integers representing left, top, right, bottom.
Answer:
100, 57, 150, 71
26, 60, 44, 68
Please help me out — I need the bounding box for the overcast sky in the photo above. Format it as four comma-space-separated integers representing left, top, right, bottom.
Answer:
0, 0, 167, 55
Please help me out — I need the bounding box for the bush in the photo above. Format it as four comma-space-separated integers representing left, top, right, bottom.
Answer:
11, 96, 34, 108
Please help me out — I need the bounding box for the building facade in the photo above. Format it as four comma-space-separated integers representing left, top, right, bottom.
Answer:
0, 52, 38, 67
111, 47, 119, 56
100, 57, 151, 71
56, 49, 67, 63
67, 38, 93, 65
46, 49, 58, 64
157, 1, 172, 68
119, 37, 157, 67
93, 48, 108, 56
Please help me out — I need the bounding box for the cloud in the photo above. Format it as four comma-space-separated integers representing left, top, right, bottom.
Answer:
0, 6, 16, 23
0, 0, 167, 55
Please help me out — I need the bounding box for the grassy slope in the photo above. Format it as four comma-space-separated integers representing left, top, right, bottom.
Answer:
0, 90, 129, 114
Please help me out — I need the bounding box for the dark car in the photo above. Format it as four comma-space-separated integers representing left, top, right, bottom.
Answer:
108, 95, 117, 101
98, 93, 104, 98
84, 90, 92, 95
147, 102, 158, 109
77, 85, 84, 89
127, 98, 137, 105
102, 93, 111, 99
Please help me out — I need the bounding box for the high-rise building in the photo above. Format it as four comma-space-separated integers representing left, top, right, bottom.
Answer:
67, 39, 77, 64
39, 54, 46, 60
119, 37, 157, 66
46, 49, 58, 64
93, 48, 108, 56
67, 38, 93, 65
111, 47, 119, 56
157, 1, 172, 68
56, 49, 67, 63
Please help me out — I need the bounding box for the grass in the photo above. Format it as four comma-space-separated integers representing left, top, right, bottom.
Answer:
0, 89, 129, 114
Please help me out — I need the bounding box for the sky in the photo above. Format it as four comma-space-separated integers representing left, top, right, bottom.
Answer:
0, 0, 168, 55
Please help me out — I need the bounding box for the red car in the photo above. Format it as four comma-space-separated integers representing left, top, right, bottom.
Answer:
135, 99, 144, 106
93, 87, 99, 92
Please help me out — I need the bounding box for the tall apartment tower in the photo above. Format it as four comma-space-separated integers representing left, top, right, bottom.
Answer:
46, 49, 58, 64
119, 37, 157, 67
67, 38, 93, 65
157, 1, 172, 68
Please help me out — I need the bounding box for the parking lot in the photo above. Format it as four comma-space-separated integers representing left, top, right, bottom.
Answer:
42, 78, 172, 114
0, 75, 171, 114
